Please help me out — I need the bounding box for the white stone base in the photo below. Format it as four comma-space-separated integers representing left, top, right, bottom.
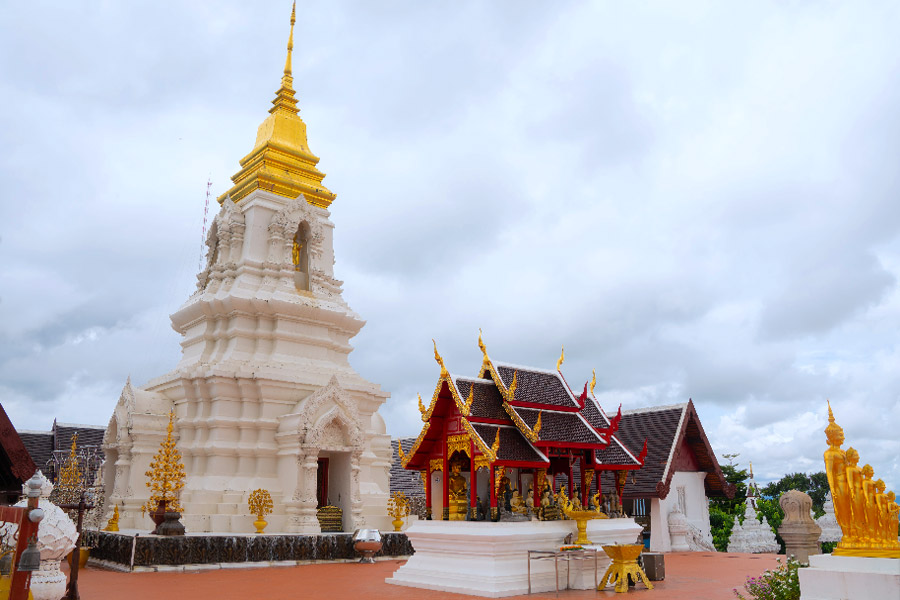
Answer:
386, 519, 642, 598
799, 554, 900, 600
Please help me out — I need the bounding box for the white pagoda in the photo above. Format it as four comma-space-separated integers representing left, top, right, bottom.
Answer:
102, 3, 392, 534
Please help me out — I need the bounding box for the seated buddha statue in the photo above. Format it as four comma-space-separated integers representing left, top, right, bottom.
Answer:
448, 460, 468, 520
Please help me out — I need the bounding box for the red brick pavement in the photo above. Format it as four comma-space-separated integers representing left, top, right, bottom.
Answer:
72, 552, 780, 600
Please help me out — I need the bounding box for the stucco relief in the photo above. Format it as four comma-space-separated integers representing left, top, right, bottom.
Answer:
196, 198, 245, 291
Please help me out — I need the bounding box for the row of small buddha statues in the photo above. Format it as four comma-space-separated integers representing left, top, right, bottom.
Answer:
824, 404, 900, 557
446, 459, 622, 521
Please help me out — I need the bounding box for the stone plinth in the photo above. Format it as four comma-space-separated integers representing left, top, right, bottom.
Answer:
798, 554, 900, 600
778, 490, 821, 564
386, 519, 642, 597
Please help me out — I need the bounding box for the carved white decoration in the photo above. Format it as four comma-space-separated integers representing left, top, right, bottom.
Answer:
727, 503, 780, 554
0, 472, 77, 600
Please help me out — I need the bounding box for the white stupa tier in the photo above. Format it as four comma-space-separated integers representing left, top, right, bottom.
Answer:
816, 492, 842, 543
727, 503, 780, 554
102, 5, 393, 534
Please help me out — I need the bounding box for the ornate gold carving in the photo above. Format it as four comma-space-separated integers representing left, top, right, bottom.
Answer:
417, 393, 427, 419
491, 429, 501, 455
500, 399, 540, 443
474, 456, 491, 471
557, 487, 608, 545
590, 369, 596, 396
460, 417, 497, 462
397, 443, 405, 462
464, 383, 475, 415
401, 422, 430, 468
507, 370, 518, 402
557, 346, 565, 370
429, 459, 444, 473
533, 411, 542, 438
494, 466, 506, 499
420, 470, 428, 488
433, 339, 448, 376
447, 434, 471, 458
599, 545, 654, 592
584, 469, 595, 490
824, 403, 900, 557
478, 329, 490, 364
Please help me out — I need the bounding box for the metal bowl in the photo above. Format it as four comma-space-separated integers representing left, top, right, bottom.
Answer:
352, 529, 383, 563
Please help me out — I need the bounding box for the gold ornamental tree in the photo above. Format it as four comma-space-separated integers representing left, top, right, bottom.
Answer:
141, 411, 186, 514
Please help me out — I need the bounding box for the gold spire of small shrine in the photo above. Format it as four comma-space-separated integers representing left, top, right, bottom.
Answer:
590, 369, 597, 395
218, 1, 336, 208
556, 346, 565, 370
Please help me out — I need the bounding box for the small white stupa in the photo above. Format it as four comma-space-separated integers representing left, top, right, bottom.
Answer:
815, 492, 842, 543
727, 463, 779, 554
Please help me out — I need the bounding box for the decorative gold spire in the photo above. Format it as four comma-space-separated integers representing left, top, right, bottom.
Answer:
590, 369, 596, 395
557, 346, 565, 370
219, 1, 335, 208
478, 329, 490, 363
433, 339, 448, 376
417, 393, 426, 417
507, 370, 518, 401
533, 411, 542, 438
465, 383, 475, 415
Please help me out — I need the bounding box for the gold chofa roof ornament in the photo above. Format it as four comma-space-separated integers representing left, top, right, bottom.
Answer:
218, 1, 336, 208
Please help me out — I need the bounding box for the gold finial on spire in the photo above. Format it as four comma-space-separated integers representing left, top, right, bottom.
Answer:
556, 346, 565, 370
590, 369, 596, 395
533, 411, 542, 438
478, 329, 489, 363
270, 1, 299, 115
491, 429, 501, 456
398, 443, 405, 462
433, 339, 448, 376
507, 370, 518, 401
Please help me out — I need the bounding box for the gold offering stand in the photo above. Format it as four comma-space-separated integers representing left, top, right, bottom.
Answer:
557, 488, 607, 546
598, 544, 654, 593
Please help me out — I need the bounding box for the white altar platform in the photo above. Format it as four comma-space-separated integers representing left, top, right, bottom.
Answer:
799, 554, 900, 600
386, 519, 643, 597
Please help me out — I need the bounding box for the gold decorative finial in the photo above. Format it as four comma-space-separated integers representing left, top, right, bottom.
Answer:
590, 369, 596, 395
271, 1, 299, 115
397, 443, 405, 462
433, 339, 448, 375
478, 329, 489, 362
507, 370, 518, 401
465, 383, 475, 415
491, 429, 501, 457
534, 411, 542, 438
285, 1, 296, 77
417, 393, 426, 416
557, 346, 565, 370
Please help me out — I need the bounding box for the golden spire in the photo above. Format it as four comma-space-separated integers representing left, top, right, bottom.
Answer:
218, 1, 335, 208
507, 370, 518, 401
590, 369, 596, 395
465, 383, 475, 415
556, 346, 565, 370
533, 411, 542, 438
271, 1, 298, 115
417, 393, 427, 417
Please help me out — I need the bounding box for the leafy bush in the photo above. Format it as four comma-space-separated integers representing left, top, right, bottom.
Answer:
733, 557, 801, 600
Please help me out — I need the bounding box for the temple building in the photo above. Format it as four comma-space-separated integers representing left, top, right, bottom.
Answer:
600, 402, 734, 551
102, 3, 393, 533
399, 336, 647, 520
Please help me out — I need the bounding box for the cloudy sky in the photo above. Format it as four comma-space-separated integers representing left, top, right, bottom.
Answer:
2, 1, 898, 490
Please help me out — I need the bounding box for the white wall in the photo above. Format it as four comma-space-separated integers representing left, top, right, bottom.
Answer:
649, 471, 711, 552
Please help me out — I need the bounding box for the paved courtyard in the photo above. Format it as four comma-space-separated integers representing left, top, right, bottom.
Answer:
73, 551, 780, 600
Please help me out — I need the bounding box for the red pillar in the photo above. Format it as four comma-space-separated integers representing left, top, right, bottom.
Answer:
442, 452, 449, 521
489, 466, 498, 521
469, 442, 476, 519
424, 468, 432, 520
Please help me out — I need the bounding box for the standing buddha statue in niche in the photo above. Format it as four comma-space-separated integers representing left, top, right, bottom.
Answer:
448, 460, 468, 520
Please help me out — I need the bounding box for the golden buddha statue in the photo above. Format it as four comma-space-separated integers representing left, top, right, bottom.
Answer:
823, 404, 852, 533
844, 447, 865, 542
824, 404, 900, 557
448, 460, 468, 521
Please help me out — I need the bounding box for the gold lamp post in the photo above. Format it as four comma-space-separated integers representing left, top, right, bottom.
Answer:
387, 492, 411, 532
557, 487, 608, 546
248, 489, 274, 534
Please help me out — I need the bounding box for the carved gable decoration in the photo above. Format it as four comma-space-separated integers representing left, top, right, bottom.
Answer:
296, 376, 362, 449
269, 195, 326, 262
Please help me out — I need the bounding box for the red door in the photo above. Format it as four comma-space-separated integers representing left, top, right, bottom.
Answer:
316, 458, 329, 507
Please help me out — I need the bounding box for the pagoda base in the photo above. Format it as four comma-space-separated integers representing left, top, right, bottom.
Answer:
386, 519, 642, 597
799, 553, 900, 600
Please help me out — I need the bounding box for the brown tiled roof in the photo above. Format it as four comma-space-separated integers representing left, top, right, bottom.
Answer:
390, 439, 424, 497
18, 432, 53, 473
470, 425, 547, 464
600, 401, 734, 500
495, 365, 579, 409
454, 377, 509, 422
514, 407, 602, 445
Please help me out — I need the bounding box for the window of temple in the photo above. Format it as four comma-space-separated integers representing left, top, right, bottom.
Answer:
292, 222, 310, 291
